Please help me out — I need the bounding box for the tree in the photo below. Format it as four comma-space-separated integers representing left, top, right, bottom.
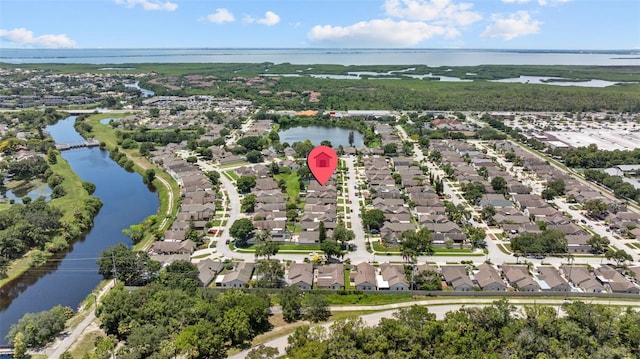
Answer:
82, 181, 96, 195
246, 150, 264, 163
465, 226, 487, 249
8, 305, 73, 347
47, 148, 57, 164
248, 344, 279, 359
477, 166, 488, 179
160, 260, 200, 292
205, 170, 220, 186
292, 140, 314, 158
12, 332, 26, 359
229, 218, 254, 245
301, 292, 331, 322
511, 229, 568, 255
383, 143, 397, 156
332, 222, 355, 248
481, 205, 497, 225
318, 221, 327, 243
237, 175, 257, 193
462, 181, 486, 205
280, 285, 303, 322
400, 227, 434, 259
142, 169, 155, 185
241, 193, 257, 213
362, 209, 385, 231
320, 140, 332, 147
255, 259, 284, 288
605, 248, 632, 266
348, 131, 355, 147
429, 149, 442, 163
320, 240, 343, 261
255, 242, 279, 260
96, 243, 160, 285
587, 234, 610, 254
491, 176, 507, 193
584, 199, 608, 219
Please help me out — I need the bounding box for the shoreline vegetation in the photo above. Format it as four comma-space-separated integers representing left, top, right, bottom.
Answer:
0, 152, 103, 288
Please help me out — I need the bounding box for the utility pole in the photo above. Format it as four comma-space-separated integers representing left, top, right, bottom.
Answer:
111, 253, 117, 284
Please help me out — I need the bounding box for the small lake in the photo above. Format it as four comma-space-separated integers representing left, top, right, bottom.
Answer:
2, 181, 51, 204
278, 126, 364, 147
490, 76, 621, 87
0, 116, 159, 344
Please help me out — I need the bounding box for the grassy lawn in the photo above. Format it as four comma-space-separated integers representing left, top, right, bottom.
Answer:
497, 243, 512, 254
274, 171, 300, 203
372, 242, 477, 255
220, 161, 248, 169
69, 330, 105, 359
225, 170, 239, 180
49, 153, 92, 222
0, 203, 10, 211
0, 251, 35, 287
235, 243, 321, 253
344, 270, 353, 290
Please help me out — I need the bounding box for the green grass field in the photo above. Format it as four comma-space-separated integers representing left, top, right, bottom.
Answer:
274, 171, 301, 203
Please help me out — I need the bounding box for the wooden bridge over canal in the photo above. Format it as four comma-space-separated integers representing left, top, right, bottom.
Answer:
55, 139, 101, 151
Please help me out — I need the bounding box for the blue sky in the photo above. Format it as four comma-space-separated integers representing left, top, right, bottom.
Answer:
1, 0, 638, 49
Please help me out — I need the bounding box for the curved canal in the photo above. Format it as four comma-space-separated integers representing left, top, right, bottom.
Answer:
0, 116, 159, 343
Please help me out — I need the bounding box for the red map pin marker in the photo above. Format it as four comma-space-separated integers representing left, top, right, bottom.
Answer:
307, 145, 338, 186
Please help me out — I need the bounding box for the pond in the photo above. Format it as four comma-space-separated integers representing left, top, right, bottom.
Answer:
278, 126, 364, 148
2, 180, 51, 204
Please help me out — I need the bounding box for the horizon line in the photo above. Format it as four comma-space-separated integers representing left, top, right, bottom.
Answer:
1, 47, 639, 52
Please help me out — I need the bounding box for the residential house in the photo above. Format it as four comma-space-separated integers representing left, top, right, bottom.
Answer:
441, 265, 475, 291
378, 263, 409, 291
316, 264, 344, 290
474, 263, 507, 291
220, 262, 255, 288
560, 265, 605, 293
536, 266, 570, 292
196, 259, 224, 287
288, 262, 314, 289
501, 264, 540, 292
351, 262, 377, 291
595, 265, 640, 294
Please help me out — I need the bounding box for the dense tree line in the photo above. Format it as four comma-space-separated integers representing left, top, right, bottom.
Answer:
562, 144, 640, 169
97, 284, 272, 358
0, 198, 63, 263
7, 305, 74, 347
285, 300, 640, 359
511, 229, 568, 255
583, 169, 640, 202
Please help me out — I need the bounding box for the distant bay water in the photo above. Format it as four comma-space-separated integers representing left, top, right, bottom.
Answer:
1, 48, 639, 66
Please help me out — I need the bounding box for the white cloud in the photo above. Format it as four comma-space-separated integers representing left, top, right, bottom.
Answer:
207, 8, 235, 24
245, 11, 281, 26
0, 28, 76, 48
257, 11, 280, 26
115, 0, 177, 11
308, 19, 448, 47
383, 0, 482, 26
502, 0, 572, 5
481, 11, 542, 40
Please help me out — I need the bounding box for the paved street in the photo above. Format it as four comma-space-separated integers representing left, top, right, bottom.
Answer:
191, 119, 639, 269
343, 156, 371, 260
